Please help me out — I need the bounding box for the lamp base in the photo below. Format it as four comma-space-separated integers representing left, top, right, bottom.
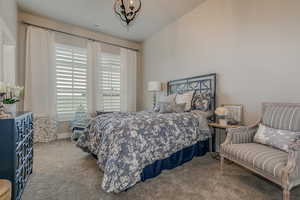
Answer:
153, 93, 157, 108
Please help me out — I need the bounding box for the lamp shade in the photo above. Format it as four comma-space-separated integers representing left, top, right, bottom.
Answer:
148, 81, 162, 92
215, 107, 229, 116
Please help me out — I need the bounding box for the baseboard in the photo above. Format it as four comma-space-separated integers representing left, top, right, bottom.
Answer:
57, 132, 71, 140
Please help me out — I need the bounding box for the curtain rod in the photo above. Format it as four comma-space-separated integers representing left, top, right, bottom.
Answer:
21, 21, 140, 52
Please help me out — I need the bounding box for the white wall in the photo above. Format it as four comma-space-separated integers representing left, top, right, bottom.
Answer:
143, 0, 300, 124
0, 0, 17, 38
2, 45, 16, 84
0, 0, 17, 84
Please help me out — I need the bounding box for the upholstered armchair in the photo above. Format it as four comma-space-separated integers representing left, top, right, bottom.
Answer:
220, 103, 300, 200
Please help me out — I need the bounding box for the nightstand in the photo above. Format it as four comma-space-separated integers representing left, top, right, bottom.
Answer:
70, 111, 90, 141
208, 123, 241, 156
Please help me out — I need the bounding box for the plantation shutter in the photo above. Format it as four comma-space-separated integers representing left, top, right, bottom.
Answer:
97, 52, 121, 112
55, 43, 88, 120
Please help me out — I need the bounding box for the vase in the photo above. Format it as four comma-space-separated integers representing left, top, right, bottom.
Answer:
219, 119, 228, 126
4, 104, 17, 114
217, 115, 228, 126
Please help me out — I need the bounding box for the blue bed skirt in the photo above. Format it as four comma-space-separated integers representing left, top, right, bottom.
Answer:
140, 139, 209, 182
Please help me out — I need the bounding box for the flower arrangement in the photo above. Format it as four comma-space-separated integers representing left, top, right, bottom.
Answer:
0, 82, 24, 116
0, 82, 24, 104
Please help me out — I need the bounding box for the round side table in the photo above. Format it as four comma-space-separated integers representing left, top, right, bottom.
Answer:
208, 122, 241, 160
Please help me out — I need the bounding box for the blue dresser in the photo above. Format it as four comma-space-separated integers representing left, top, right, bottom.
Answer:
0, 112, 33, 200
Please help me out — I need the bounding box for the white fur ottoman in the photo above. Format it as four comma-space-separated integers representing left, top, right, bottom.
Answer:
0, 180, 11, 200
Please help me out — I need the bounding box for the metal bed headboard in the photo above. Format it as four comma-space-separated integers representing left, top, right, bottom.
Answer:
167, 73, 217, 112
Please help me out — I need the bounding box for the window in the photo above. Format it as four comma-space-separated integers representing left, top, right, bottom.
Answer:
97, 52, 121, 112
55, 43, 88, 120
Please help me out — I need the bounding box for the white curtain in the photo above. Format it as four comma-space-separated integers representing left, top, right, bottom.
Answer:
87, 41, 102, 114
24, 26, 56, 116
24, 26, 57, 143
120, 48, 137, 112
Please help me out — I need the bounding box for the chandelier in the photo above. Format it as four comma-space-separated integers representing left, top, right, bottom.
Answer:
114, 0, 142, 25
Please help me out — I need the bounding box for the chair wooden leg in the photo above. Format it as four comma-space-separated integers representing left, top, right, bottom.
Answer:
283, 188, 290, 200
220, 156, 224, 171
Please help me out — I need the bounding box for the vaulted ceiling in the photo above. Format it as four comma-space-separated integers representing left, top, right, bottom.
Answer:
17, 0, 205, 42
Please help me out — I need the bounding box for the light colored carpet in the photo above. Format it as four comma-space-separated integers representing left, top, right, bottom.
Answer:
22, 140, 300, 200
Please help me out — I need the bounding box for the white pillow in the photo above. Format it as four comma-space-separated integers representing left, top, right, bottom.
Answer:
191, 110, 213, 119
254, 123, 300, 152
175, 91, 194, 111
158, 94, 176, 104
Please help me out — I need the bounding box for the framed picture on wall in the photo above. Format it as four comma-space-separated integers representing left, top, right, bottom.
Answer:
221, 104, 243, 125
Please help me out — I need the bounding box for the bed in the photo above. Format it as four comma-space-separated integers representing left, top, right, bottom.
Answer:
77, 73, 216, 193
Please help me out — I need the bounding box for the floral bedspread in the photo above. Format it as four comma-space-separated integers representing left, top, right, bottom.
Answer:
76, 111, 210, 193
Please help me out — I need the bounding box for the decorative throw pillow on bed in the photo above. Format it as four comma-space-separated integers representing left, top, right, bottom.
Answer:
158, 93, 177, 104
171, 103, 186, 113
158, 102, 186, 113
153, 104, 160, 112
175, 91, 194, 111
191, 110, 214, 119
158, 102, 174, 113
192, 91, 211, 111
254, 123, 300, 152
154, 94, 177, 112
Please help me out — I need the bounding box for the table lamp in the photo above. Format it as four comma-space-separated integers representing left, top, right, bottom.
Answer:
148, 81, 162, 108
